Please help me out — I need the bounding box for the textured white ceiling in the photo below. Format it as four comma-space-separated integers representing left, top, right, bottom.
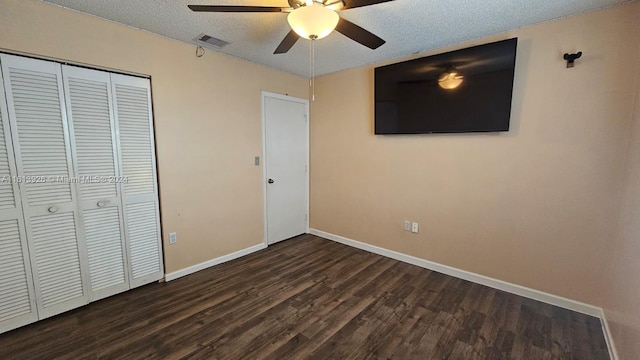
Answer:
41, 0, 632, 77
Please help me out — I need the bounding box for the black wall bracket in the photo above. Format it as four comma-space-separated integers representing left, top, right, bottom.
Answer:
563, 52, 582, 68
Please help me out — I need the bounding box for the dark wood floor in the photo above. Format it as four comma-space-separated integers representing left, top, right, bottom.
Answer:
0, 234, 609, 360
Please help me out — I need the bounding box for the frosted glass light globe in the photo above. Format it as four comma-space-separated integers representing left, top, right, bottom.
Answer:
288, 3, 339, 40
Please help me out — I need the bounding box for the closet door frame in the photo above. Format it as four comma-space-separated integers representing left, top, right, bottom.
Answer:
111, 74, 164, 288
0, 63, 38, 333
62, 65, 131, 301
1, 54, 91, 319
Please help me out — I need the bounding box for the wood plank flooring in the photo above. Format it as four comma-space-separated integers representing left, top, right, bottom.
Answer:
0, 234, 609, 359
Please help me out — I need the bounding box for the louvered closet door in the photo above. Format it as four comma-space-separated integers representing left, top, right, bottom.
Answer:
0, 61, 38, 334
111, 74, 163, 288
0, 54, 89, 319
62, 66, 129, 301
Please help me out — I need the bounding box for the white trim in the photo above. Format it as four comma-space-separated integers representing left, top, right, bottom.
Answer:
261, 93, 268, 247
164, 243, 266, 282
0, 49, 150, 79
600, 309, 619, 360
261, 91, 310, 246
305, 99, 310, 234
308, 228, 602, 317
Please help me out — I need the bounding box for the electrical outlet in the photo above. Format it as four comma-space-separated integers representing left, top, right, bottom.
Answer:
411, 222, 419, 234
403, 220, 411, 231
169, 232, 177, 244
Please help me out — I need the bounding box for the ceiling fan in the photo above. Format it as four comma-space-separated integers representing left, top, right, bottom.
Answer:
188, 0, 394, 54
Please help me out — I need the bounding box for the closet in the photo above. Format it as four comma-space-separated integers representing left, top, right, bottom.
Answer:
0, 54, 163, 334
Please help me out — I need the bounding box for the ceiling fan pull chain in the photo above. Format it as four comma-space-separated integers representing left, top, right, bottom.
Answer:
312, 39, 316, 101
309, 37, 312, 90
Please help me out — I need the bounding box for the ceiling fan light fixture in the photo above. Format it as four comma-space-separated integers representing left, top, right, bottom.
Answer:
438, 66, 464, 90
287, 3, 339, 40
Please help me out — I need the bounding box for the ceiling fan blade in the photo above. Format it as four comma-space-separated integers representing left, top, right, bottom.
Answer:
342, 0, 394, 10
274, 30, 300, 54
335, 18, 385, 50
188, 5, 287, 12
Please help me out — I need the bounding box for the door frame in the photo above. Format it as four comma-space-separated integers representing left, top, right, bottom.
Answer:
261, 91, 309, 246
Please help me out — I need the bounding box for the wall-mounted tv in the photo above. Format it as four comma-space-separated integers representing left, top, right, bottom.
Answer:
374, 38, 518, 135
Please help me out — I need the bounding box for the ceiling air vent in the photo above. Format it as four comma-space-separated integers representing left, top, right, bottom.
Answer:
194, 33, 231, 49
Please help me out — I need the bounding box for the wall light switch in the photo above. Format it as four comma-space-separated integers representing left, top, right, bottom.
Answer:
411, 222, 419, 234
254, 156, 260, 166
169, 232, 177, 244
403, 220, 411, 231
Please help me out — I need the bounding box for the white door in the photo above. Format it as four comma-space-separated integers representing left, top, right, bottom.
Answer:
0, 62, 38, 334
111, 74, 163, 288
1, 54, 89, 319
62, 65, 130, 301
263, 93, 308, 245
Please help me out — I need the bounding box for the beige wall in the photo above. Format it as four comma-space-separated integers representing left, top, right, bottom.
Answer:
2, 0, 640, 356
605, 43, 640, 358
0, 0, 308, 273
310, 2, 640, 308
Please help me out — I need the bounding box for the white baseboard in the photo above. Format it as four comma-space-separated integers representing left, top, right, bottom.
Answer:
600, 309, 619, 360
308, 228, 601, 317
164, 243, 266, 282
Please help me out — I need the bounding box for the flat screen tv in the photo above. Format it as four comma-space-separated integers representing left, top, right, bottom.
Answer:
375, 38, 518, 134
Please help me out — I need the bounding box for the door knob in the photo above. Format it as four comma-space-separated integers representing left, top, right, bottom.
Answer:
97, 201, 106, 207
48, 206, 58, 213
268, 178, 274, 184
